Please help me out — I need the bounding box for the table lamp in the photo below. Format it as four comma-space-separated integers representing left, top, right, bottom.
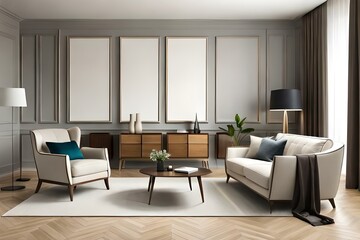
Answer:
0, 88, 27, 191
270, 89, 302, 133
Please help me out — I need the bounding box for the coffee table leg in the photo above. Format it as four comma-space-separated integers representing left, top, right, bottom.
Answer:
147, 176, 152, 192
197, 176, 204, 203
188, 177, 192, 191
148, 176, 156, 205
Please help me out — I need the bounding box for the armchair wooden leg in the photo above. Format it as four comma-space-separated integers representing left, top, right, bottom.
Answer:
104, 178, 110, 190
68, 185, 74, 201
329, 198, 336, 208
35, 179, 43, 193
226, 175, 230, 183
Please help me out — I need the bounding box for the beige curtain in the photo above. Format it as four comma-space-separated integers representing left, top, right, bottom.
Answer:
302, 3, 328, 137
346, 0, 360, 190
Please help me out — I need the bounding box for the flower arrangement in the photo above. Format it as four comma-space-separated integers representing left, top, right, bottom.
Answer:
150, 149, 171, 162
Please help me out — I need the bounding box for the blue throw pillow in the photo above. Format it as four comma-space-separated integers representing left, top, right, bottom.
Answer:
46, 141, 84, 160
254, 138, 287, 162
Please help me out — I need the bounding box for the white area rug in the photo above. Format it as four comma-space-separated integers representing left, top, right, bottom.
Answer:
3, 177, 292, 217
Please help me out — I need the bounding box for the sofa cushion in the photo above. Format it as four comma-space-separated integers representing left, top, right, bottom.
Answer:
245, 135, 263, 158
226, 157, 268, 176
276, 133, 333, 155
243, 162, 272, 189
255, 138, 287, 161
71, 159, 108, 177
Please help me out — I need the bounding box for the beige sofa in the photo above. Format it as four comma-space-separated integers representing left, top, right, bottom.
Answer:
225, 133, 344, 211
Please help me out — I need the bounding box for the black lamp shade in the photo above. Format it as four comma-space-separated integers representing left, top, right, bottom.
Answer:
270, 89, 302, 111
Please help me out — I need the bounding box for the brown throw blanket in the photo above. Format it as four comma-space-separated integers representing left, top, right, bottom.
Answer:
292, 154, 334, 226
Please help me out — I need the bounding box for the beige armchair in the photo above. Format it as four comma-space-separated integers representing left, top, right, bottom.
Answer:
30, 127, 111, 201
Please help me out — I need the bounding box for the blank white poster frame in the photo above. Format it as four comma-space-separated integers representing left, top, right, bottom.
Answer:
215, 36, 260, 123
120, 37, 160, 123
166, 37, 208, 122
67, 37, 112, 123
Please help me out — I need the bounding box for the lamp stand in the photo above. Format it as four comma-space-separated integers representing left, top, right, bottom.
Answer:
1, 107, 25, 191
282, 110, 289, 133
16, 138, 30, 182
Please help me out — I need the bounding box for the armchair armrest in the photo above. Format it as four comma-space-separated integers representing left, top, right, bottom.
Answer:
226, 146, 249, 159
81, 147, 109, 160
81, 147, 111, 178
34, 152, 72, 184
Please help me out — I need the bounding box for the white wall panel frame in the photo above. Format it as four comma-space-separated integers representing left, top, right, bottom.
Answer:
266, 30, 296, 124
39, 34, 59, 123
0, 31, 16, 124
215, 36, 261, 123
67, 36, 112, 123
120, 37, 160, 123
166, 37, 208, 123
20, 35, 37, 123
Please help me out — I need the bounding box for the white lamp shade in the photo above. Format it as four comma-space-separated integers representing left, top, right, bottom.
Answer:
0, 88, 27, 107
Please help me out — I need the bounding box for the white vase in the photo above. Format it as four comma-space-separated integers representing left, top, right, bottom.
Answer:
129, 114, 135, 134
135, 113, 142, 134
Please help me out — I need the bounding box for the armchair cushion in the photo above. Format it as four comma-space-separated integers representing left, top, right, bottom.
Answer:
71, 159, 108, 177
46, 141, 84, 160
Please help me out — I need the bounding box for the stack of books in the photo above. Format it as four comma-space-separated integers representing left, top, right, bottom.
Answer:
174, 167, 198, 174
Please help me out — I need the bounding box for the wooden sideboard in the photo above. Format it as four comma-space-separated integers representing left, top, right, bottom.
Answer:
216, 132, 233, 159
119, 132, 210, 170
167, 133, 209, 168
119, 133, 162, 170
89, 133, 113, 159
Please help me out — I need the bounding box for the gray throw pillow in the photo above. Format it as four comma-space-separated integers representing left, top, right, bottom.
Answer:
254, 138, 287, 162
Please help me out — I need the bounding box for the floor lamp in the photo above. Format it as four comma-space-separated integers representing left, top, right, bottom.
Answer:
0, 88, 27, 191
270, 89, 302, 133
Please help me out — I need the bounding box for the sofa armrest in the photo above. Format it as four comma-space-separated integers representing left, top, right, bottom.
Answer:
226, 147, 249, 159
269, 142, 345, 201
269, 155, 297, 200
34, 152, 72, 184
316, 142, 344, 199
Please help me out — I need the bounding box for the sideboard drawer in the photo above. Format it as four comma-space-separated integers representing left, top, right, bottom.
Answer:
167, 134, 187, 144
120, 134, 141, 144
168, 144, 188, 158
188, 134, 208, 144
121, 144, 141, 158
188, 144, 208, 158
142, 134, 162, 144
142, 144, 162, 157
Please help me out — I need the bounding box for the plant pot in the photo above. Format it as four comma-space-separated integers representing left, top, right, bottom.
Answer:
156, 160, 165, 172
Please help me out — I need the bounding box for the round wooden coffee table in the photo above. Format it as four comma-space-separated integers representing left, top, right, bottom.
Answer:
139, 167, 212, 205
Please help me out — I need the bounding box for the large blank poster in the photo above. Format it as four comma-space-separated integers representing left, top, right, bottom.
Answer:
166, 37, 207, 122
68, 37, 111, 122
120, 37, 159, 122
216, 36, 259, 123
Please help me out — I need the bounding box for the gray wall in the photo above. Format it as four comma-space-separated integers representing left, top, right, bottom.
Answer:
19, 20, 301, 171
0, 9, 20, 176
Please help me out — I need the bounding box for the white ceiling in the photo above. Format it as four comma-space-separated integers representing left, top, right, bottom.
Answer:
0, 0, 326, 20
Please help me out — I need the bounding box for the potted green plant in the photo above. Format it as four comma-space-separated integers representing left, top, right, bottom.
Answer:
150, 149, 171, 171
219, 114, 255, 146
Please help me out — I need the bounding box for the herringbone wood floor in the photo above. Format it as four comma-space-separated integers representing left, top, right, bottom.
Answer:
0, 169, 359, 240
